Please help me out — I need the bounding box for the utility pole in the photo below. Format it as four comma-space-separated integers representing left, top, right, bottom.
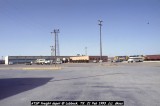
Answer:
50, 46, 54, 56
54, 30, 57, 65
98, 20, 103, 61
50, 45, 54, 65
51, 32, 54, 65
56, 32, 60, 56
51, 29, 59, 66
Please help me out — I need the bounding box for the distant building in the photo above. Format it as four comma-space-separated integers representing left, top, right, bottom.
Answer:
0, 60, 5, 64
5, 55, 108, 65
5, 56, 71, 65
70, 56, 108, 63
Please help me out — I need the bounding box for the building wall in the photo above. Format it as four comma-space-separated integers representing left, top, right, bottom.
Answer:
5, 56, 71, 65
70, 56, 90, 63
0, 60, 5, 64
89, 56, 108, 62
70, 56, 89, 61
5, 55, 108, 65
5, 56, 8, 65
70, 56, 108, 63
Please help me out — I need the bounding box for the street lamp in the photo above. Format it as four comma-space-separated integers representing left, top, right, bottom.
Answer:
98, 20, 103, 61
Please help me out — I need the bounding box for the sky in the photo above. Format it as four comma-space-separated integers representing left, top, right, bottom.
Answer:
0, 0, 160, 58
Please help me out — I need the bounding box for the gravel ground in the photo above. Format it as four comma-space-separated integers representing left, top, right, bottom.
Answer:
0, 62, 160, 106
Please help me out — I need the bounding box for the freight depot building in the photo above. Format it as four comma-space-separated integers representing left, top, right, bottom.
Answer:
5, 56, 108, 65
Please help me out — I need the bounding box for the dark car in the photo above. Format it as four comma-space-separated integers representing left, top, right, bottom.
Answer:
25, 61, 32, 65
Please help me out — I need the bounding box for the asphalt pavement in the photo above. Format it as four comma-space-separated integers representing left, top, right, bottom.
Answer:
0, 62, 160, 106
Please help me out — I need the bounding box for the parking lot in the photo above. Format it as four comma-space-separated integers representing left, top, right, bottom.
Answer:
0, 62, 160, 106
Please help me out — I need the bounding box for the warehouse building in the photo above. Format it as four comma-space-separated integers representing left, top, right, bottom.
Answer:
5, 56, 71, 65
5, 55, 108, 65
0, 60, 5, 64
70, 56, 108, 63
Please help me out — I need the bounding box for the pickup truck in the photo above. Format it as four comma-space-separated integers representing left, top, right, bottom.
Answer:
35, 59, 46, 65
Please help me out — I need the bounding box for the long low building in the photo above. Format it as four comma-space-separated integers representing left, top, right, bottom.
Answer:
5, 56, 71, 65
70, 56, 108, 63
5, 55, 108, 65
0, 60, 5, 64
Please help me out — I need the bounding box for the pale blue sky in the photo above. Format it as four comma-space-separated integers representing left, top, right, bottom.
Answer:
0, 0, 160, 58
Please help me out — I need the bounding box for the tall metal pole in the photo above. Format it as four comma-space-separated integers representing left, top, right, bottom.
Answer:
50, 45, 54, 64
51, 32, 54, 65
54, 30, 57, 63
57, 32, 60, 56
53, 29, 59, 66
98, 20, 103, 61
54, 30, 57, 66
50, 46, 54, 56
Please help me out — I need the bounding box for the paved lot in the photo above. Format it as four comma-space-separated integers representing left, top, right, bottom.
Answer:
0, 62, 160, 106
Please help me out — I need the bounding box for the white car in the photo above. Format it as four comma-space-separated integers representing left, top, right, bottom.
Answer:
52, 60, 62, 64
35, 59, 46, 65
44, 60, 52, 65
99, 60, 103, 63
93, 60, 97, 63
9, 62, 13, 65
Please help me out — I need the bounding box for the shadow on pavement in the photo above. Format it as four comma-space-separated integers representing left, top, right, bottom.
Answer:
0, 77, 53, 100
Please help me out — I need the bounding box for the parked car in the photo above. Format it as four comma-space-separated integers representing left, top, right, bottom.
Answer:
93, 60, 97, 63
99, 60, 103, 63
56, 60, 62, 64
35, 59, 46, 65
9, 62, 13, 65
26, 61, 32, 65
44, 60, 52, 65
